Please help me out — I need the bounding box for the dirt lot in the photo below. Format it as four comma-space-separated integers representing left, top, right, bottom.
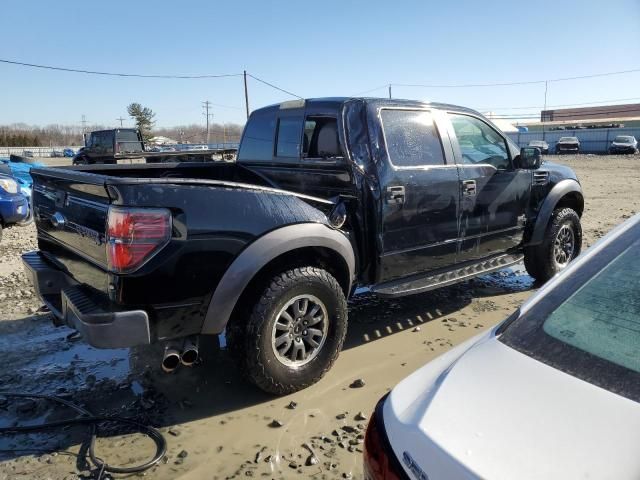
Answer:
0, 154, 638, 479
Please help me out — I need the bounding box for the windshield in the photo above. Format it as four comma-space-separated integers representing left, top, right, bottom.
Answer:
614, 136, 634, 143
500, 219, 640, 402
559, 137, 578, 142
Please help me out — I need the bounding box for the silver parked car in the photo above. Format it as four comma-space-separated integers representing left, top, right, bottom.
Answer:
528, 139, 549, 154
365, 214, 640, 480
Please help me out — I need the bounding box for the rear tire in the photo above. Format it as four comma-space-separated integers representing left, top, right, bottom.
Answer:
524, 207, 582, 283
232, 267, 348, 395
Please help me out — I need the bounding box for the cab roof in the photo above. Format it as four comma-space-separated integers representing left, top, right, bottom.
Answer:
255, 97, 481, 116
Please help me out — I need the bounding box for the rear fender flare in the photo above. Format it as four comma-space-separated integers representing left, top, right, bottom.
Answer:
528, 179, 583, 246
200, 223, 355, 335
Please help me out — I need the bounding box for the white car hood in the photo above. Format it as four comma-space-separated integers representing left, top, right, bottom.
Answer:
385, 337, 640, 480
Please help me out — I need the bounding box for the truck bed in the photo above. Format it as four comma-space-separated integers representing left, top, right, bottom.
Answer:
60, 161, 270, 184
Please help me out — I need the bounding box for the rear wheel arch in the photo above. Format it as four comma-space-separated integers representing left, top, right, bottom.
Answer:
200, 223, 355, 335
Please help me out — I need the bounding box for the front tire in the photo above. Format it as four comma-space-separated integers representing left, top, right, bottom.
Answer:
524, 207, 582, 283
237, 267, 348, 395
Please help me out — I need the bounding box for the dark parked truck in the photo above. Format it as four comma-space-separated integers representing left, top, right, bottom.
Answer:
23, 98, 584, 394
555, 136, 581, 154
73, 128, 236, 165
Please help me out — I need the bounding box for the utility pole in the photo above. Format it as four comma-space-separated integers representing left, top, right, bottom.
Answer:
116, 117, 125, 127
81, 115, 87, 134
243, 70, 250, 120
542, 80, 548, 141
202, 101, 213, 144
388, 84, 392, 99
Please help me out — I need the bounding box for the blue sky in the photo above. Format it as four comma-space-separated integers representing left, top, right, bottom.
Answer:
1, 0, 639, 128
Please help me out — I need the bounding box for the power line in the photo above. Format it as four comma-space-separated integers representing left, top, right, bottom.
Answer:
247, 73, 302, 99
479, 96, 640, 112
351, 84, 390, 96
207, 102, 243, 110
359, 67, 640, 90
489, 107, 640, 119
0, 58, 242, 79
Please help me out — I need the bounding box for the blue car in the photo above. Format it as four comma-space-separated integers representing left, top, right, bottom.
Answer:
63, 148, 75, 157
0, 157, 44, 189
0, 170, 30, 242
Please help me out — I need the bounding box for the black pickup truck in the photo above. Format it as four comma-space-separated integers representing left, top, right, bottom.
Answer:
23, 98, 584, 394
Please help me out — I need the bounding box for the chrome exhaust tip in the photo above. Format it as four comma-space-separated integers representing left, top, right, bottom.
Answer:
162, 345, 181, 373
180, 336, 199, 367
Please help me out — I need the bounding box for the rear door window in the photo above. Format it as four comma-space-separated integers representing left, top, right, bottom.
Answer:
380, 109, 445, 167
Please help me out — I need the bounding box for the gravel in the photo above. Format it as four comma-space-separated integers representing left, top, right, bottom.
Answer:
0, 224, 40, 317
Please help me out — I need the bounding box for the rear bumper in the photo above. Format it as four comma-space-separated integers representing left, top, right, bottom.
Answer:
22, 251, 150, 349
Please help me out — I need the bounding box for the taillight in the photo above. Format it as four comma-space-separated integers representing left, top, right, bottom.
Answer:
106, 207, 171, 273
363, 398, 407, 480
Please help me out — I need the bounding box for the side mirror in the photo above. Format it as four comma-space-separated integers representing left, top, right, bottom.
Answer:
516, 147, 541, 169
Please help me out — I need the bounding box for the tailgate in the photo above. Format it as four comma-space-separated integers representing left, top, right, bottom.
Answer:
31, 168, 111, 268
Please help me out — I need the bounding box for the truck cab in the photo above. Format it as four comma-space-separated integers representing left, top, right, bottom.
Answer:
237, 98, 583, 291
74, 128, 145, 164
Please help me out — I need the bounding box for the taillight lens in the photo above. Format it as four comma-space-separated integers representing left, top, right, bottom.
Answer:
363, 398, 407, 480
106, 207, 171, 273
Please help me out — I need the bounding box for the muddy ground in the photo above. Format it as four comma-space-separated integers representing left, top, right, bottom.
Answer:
0, 154, 637, 479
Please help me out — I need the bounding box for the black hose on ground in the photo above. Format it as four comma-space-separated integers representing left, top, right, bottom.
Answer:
0, 392, 167, 474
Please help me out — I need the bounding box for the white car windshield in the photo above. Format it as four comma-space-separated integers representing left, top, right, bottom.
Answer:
614, 136, 634, 143
500, 220, 640, 402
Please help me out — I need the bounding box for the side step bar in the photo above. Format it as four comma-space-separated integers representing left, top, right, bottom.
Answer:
372, 253, 524, 298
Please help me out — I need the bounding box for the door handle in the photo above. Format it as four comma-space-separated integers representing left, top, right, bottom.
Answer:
462, 180, 477, 196
386, 186, 405, 205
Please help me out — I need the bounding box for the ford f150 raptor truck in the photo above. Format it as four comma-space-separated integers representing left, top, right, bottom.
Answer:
23, 98, 584, 394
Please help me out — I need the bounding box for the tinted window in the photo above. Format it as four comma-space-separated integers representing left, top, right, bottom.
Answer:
450, 114, 510, 169
92, 132, 112, 153
614, 136, 634, 143
276, 117, 302, 158
500, 221, 640, 403
380, 109, 445, 167
237, 108, 276, 162
116, 130, 143, 153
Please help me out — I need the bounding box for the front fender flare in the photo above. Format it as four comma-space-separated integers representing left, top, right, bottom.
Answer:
528, 179, 583, 246
200, 223, 356, 335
